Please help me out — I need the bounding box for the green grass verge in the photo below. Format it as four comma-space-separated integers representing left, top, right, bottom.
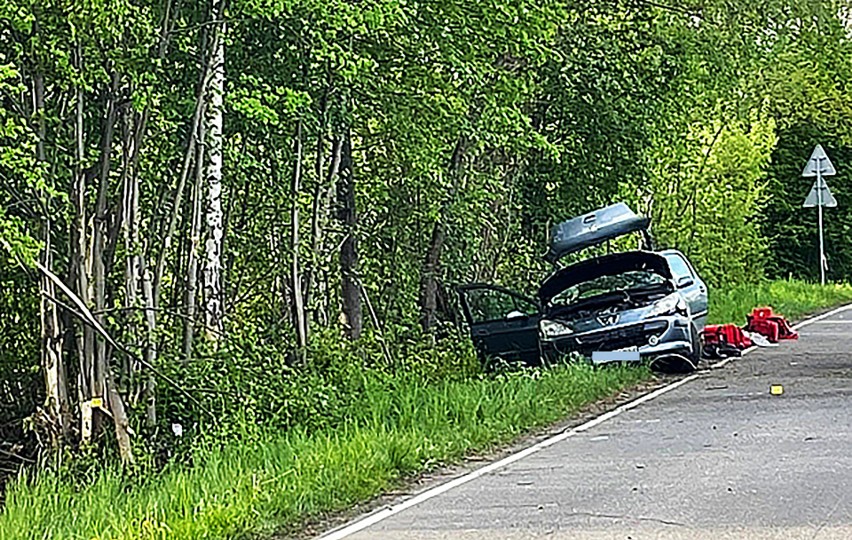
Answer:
0, 365, 646, 540
3, 279, 851, 540
708, 279, 852, 324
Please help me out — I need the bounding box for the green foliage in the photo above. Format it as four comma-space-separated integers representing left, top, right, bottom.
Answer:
0, 61, 43, 267
0, 267, 40, 449
645, 116, 777, 287
762, 126, 852, 283
3, 0, 852, 535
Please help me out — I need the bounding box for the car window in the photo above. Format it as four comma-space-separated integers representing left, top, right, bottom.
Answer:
464, 289, 538, 324
550, 271, 667, 306
664, 253, 694, 280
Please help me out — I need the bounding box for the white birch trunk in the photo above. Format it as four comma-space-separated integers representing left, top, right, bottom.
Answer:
291, 121, 308, 349
203, 5, 225, 338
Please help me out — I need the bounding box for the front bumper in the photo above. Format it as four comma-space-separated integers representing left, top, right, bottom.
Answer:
541, 315, 694, 363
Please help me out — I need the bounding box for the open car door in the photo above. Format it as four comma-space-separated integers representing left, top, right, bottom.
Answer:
456, 284, 542, 367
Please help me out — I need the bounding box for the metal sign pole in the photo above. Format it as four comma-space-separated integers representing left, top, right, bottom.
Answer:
802, 145, 836, 285
817, 165, 825, 285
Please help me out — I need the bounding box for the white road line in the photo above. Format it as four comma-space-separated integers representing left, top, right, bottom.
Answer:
318, 374, 699, 540
792, 304, 852, 330
317, 303, 852, 540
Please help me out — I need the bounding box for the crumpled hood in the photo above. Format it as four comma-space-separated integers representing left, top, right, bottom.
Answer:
538, 251, 672, 306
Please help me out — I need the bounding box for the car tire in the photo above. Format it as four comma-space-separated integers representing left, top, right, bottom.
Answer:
688, 324, 703, 368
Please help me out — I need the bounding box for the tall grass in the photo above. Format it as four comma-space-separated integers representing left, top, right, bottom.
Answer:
708, 279, 852, 324
0, 365, 645, 540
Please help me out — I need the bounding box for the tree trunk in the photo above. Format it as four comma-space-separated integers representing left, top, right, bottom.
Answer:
139, 245, 158, 427
307, 134, 341, 325
290, 120, 308, 349
304, 90, 329, 322
419, 136, 466, 332
338, 131, 362, 340
122, 107, 157, 426
106, 370, 134, 465
37, 263, 135, 465
91, 74, 119, 439
121, 110, 143, 398
184, 133, 205, 360
39, 226, 69, 441
419, 221, 445, 332
153, 31, 215, 306
203, 1, 225, 338
35, 71, 71, 441
90, 74, 135, 460
142, 17, 216, 425
71, 44, 97, 443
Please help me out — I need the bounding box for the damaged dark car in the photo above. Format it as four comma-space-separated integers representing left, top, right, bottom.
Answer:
457, 203, 708, 372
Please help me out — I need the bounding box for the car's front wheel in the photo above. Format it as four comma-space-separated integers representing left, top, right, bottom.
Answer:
688, 324, 703, 368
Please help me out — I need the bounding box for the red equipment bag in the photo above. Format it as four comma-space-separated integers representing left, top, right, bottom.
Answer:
703, 324, 752, 349
747, 317, 780, 342
746, 307, 799, 342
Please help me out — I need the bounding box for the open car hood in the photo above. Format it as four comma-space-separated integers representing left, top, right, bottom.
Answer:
544, 203, 650, 263
538, 251, 672, 306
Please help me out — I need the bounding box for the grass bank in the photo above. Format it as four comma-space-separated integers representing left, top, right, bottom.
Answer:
0, 365, 646, 540
3, 278, 851, 540
708, 279, 852, 324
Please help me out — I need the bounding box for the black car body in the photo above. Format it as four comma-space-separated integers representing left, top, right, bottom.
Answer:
457, 203, 708, 371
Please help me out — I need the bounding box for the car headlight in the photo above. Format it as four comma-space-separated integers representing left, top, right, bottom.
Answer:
647, 294, 688, 318
540, 319, 573, 338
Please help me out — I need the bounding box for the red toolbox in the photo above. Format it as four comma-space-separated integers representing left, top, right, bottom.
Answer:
746, 307, 798, 342
703, 324, 752, 349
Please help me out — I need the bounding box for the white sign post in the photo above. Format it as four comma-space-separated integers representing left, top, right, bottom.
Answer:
802, 144, 838, 285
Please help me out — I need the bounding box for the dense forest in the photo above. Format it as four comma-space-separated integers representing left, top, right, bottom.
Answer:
1, 0, 852, 481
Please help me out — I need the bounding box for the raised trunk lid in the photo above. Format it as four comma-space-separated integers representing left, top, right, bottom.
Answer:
545, 202, 651, 263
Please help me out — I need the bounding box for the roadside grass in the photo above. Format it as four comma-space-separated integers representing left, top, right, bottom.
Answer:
708, 279, 852, 325
3, 278, 852, 540
0, 364, 646, 540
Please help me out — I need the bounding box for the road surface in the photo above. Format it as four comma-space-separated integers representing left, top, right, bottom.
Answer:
323, 307, 852, 539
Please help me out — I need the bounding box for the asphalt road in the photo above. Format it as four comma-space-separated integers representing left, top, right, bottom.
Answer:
326, 307, 852, 540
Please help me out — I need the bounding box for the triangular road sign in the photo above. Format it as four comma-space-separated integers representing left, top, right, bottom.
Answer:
802, 144, 837, 177
803, 179, 838, 207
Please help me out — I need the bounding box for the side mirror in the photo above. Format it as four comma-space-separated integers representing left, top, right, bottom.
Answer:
677, 276, 695, 289
505, 310, 527, 321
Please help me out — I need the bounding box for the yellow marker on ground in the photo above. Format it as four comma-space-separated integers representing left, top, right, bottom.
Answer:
770, 385, 784, 396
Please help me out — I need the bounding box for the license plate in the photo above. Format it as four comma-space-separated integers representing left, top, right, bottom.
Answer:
592, 350, 641, 363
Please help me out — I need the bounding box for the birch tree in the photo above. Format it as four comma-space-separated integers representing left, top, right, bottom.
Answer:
204, 0, 226, 338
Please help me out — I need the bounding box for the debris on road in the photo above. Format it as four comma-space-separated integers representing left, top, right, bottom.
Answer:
702, 306, 799, 361
745, 307, 799, 342
746, 332, 778, 347
770, 385, 784, 395
703, 324, 750, 359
